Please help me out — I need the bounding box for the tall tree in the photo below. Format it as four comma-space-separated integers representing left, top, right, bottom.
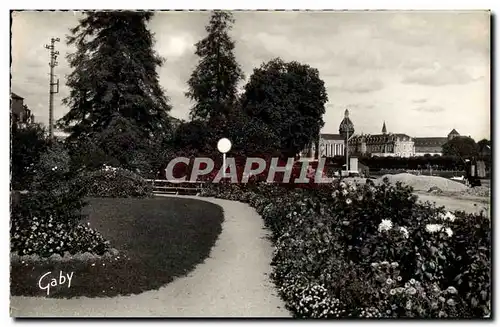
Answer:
186, 11, 244, 123
58, 11, 172, 144
240, 58, 328, 157
477, 139, 491, 154
442, 136, 479, 159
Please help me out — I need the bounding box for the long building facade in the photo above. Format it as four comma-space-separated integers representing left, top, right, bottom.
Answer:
301, 109, 462, 159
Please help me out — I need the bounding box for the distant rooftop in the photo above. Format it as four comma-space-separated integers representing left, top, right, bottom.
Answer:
414, 137, 448, 147
320, 133, 343, 141
11, 92, 23, 100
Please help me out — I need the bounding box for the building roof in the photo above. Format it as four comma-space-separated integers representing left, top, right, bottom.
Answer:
414, 137, 448, 147
320, 133, 344, 141
448, 129, 460, 136
350, 133, 412, 140
11, 92, 23, 100
392, 133, 412, 139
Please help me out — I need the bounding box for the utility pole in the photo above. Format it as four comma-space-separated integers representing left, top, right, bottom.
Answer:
44, 37, 60, 138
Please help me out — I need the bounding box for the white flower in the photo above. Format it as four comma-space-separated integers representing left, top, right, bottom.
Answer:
426, 224, 444, 233
342, 189, 348, 196
445, 227, 453, 237
399, 226, 409, 239
446, 286, 458, 294
406, 287, 417, 295
438, 211, 456, 222
340, 182, 346, 189
444, 211, 456, 222
378, 219, 393, 232
346, 198, 352, 205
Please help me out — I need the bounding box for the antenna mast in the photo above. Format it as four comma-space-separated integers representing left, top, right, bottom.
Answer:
44, 37, 60, 138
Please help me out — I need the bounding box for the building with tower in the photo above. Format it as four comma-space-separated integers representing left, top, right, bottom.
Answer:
300, 110, 465, 159
349, 121, 415, 157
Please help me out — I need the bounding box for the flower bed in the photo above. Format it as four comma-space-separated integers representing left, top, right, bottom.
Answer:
200, 178, 491, 318
81, 165, 153, 198
10, 212, 111, 258
10, 141, 114, 259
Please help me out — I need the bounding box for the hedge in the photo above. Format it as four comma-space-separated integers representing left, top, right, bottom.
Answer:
200, 180, 490, 318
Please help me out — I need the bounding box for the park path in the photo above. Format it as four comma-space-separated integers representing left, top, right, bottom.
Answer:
10, 195, 291, 317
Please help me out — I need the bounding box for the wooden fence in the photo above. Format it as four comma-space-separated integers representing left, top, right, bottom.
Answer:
145, 179, 206, 195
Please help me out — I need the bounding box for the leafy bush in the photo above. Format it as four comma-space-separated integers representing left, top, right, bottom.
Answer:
81, 165, 153, 198
11, 123, 50, 190
11, 142, 110, 257
200, 178, 491, 318
26, 141, 88, 225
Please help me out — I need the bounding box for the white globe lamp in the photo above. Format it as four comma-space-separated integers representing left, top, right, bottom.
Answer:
217, 138, 232, 178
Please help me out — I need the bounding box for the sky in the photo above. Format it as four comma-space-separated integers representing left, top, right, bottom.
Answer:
10, 10, 491, 140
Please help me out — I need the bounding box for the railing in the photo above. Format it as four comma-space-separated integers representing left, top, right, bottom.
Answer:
145, 179, 206, 195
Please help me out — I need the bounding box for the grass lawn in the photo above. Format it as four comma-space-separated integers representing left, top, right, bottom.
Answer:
10, 196, 224, 298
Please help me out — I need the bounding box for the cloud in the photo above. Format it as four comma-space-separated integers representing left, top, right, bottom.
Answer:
332, 78, 384, 93
413, 105, 446, 113
347, 103, 375, 110
158, 34, 195, 58
402, 64, 477, 86
413, 98, 427, 103
10, 11, 489, 140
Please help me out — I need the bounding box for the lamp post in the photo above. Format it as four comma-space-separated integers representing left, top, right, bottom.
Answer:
217, 138, 232, 178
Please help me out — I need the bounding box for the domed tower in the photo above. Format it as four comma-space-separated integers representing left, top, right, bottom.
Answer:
339, 109, 355, 139
339, 109, 355, 170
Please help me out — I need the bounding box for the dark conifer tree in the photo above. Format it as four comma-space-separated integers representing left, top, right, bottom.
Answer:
59, 11, 172, 144
186, 11, 244, 123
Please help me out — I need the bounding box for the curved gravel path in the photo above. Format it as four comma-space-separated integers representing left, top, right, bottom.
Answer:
10, 195, 291, 317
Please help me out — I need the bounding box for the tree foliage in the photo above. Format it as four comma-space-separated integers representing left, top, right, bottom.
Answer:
224, 105, 281, 157
58, 11, 172, 144
173, 120, 218, 155
442, 136, 479, 160
477, 139, 491, 156
186, 11, 244, 123
240, 58, 328, 157
11, 123, 50, 190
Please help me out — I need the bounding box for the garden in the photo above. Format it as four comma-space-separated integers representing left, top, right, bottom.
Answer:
10, 10, 491, 318
200, 178, 491, 318
10, 132, 224, 298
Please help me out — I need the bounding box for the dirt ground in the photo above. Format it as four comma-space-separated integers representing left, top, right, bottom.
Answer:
344, 174, 491, 217
414, 191, 490, 217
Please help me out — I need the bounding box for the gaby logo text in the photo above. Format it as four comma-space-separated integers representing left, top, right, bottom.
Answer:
38, 271, 74, 296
